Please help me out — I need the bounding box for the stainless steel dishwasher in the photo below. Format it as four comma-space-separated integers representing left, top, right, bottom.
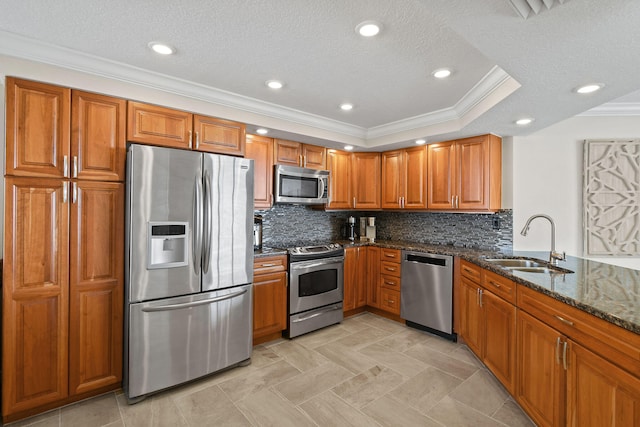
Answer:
401, 251, 455, 340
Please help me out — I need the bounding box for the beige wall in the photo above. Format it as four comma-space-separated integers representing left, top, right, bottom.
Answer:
512, 115, 640, 270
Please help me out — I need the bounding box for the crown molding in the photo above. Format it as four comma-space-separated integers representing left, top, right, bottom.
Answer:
0, 30, 517, 145
578, 102, 640, 117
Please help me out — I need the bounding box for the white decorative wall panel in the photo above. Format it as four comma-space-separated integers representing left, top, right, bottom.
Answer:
583, 140, 640, 256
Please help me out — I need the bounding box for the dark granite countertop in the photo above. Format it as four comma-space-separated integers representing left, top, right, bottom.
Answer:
339, 239, 640, 335
253, 247, 288, 259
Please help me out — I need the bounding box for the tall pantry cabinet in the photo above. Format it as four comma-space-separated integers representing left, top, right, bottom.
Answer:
3, 78, 125, 421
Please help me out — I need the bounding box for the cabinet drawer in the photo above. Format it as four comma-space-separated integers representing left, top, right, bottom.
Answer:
253, 255, 287, 275
380, 274, 400, 291
483, 270, 516, 304
460, 260, 482, 283
380, 289, 400, 315
380, 261, 401, 277
518, 285, 640, 377
380, 248, 401, 262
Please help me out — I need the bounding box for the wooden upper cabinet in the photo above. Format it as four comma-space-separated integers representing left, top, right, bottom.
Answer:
427, 134, 501, 211
381, 150, 403, 208
194, 114, 245, 156
3, 177, 70, 415
404, 146, 427, 209
381, 146, 427, 209
5, 77, 70, 178
302, 144, 326, 170
68, 181, 124, 396
245, 134, 274, 209
352, 152, 380, 209
274, 139, 326, 169
72, 91, 126, 181
127, 101, 193, 149
326, 149, 352, 209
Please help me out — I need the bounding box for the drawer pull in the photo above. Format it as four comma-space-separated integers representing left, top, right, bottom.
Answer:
260, 263, 276, 267
386, 299, 395, 304
385, 267, 396, 271
488, 280, 501, 288
385, 253, 396, 258
384, 281, 395, 286
462, 266, 474, 273
554, 315, 574, 326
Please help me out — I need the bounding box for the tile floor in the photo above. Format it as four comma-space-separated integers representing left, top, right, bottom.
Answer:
9, 313, 535, 427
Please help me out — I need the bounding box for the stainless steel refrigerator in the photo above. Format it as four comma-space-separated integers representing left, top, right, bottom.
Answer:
124, 144, 254, 402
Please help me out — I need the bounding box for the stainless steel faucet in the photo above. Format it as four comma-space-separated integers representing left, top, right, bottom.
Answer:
520, 214, 566, 265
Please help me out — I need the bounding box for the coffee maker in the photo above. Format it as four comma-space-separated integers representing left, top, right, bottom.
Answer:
343, 216, 356, 241
365, 217, 376, 242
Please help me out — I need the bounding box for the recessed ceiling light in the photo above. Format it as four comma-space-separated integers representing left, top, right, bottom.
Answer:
344, 145, 354, 151
575, 83, 604, 94
256, 128, 269, 135
340, 103, 354, 111
515, 118, 534, 126
148, 42, 175, 55
266, 80, 284, 89
415, 139, 427, 145
355, 21, 382, 37
432, 68, 452, 79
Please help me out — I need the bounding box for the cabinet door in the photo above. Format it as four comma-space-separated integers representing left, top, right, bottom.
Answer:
353, 153, 381, 209
5, 77, 70, 178
302, 144, 326, 170
403, 146, 427, 209
457, 135, 489, 209
458, 277, 483, 357
194, 115, 245, 156
68, 181, 124, 396
355, 247, 367, 308
366, 247, 381, 308
274, 139, 302, 166
427, 141, 456, 209
566, 341, 640, 427
253, 271, 287, 340
326, 149, 353, 209
245, 135, 274, 209
517, 311, 565, 427
2, 178, 69, 415
482, 291, 517, 395
381, 150, 403, 208
127, 101, 193, 149
72, 91, 126, 182
343, 247, 357, 312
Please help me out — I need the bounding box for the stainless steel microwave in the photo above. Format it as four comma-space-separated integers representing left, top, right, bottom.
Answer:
274, 165, 329, 205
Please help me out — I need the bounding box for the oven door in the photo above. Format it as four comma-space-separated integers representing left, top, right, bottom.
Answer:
289, 256, 343, 314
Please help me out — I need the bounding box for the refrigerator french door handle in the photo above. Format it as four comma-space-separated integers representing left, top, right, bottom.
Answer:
141, 289, 248, 312
202, 170, 212, 274
193, 175, 203, 275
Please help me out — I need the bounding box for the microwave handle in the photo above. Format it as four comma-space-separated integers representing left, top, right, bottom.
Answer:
319, 177, 325, 200
321, 177, 330, 204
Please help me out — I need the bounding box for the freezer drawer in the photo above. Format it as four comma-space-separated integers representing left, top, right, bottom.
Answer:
126, 285, 252, 399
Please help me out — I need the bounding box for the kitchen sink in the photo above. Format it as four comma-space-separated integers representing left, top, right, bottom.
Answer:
484, 258, 573, 274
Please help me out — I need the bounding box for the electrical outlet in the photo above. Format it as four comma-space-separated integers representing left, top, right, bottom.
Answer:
492, 217, 501, 230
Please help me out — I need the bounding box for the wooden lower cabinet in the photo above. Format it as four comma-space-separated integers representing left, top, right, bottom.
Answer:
2, 178, 123, 421
366, 247, 380, 308
343, 246, 367, 312
378, 248, 401, 315
253, 255, 287, 345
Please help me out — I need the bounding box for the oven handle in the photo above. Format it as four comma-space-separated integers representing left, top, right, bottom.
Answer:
292, 304, 341, 323
141, 289, 247, 312
289, 256, 344, 270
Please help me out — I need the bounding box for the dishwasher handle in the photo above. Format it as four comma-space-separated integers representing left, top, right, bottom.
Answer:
405, 254, 448, 267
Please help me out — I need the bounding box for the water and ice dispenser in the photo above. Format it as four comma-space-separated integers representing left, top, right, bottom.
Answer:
147, 222, 189, 269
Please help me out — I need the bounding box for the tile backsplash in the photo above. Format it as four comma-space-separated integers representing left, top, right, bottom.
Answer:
256, 205, 513, 252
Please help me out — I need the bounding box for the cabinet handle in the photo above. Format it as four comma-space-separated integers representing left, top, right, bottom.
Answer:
462, 266, 474, 274
384, 280, 395, 286
457, 195, 460, 209
488, 280, 501, 288
385, 253, 396, 258
72, 182, 77, 204
554, 315, 574, 326
63, 155, 68, 177
188, 130, 193, 149
353, 197, 356, 208
562, 341, 568, 370
555, 337, 561, 365
73, 156, 78, 178
299, 155, 303, 166
260, 263, 276, 267
479, 288, 483, 307
63, 181, 68, 203
195, 131, 200, 149
385, 267, 396, 272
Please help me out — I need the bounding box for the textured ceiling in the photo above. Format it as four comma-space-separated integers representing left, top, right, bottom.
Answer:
1, 0, 640, 150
